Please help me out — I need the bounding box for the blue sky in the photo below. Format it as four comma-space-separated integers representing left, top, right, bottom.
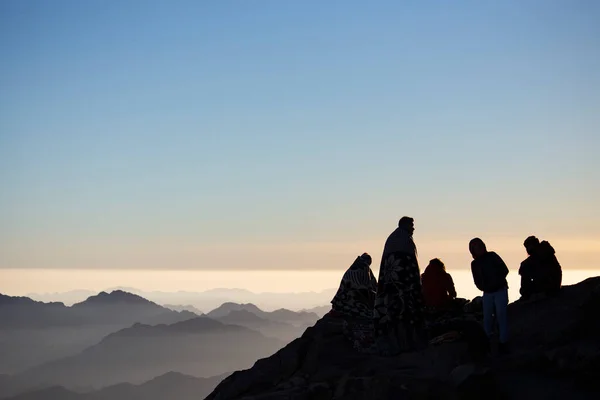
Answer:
1, 0, 598, 274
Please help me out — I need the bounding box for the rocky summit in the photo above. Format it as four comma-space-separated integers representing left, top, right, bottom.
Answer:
206, 277, 600, 400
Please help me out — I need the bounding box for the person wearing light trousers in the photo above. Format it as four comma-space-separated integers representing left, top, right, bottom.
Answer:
469, 238, 510, 354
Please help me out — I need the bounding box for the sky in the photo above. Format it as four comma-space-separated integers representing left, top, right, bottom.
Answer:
1, 1, 599, 294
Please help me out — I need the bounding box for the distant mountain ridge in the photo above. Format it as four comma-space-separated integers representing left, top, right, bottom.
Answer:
206, 302, 319, 326
164, 304, 203, 314
26, 287, 337, 311
0, 290, 199, 376
0, 290, 197, 329
301, 305, 331, 317
214, 310, 306, 342
206, 302, 264, 318
4, 371, 227, 400
72, 290, 155, 306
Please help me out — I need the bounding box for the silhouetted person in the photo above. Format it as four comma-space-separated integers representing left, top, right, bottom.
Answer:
519, 236, 543, 299
519, 236, 563, 299
469, 238, 509, 354
331, 253, 377, 318
374, 217, 426, 355
331, 253, 377, 352
421, 258, 458, 310
539, 240, 562, 295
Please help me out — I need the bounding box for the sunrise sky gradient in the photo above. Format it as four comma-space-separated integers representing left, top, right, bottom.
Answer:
1, 1, 598, 294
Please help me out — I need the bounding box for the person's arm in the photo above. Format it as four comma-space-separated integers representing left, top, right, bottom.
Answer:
447, 273, 457, 299
471, 262, 484, 292
520, 274, 531, 297
495, 253, 509, 278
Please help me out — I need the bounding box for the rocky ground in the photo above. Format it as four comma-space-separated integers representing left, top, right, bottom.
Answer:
206, 277, 600, 400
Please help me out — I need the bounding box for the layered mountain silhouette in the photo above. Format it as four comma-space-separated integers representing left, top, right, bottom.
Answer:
214, 310, 305, 342
24, 290, 96, 307
164, 304, 204, 314
27, 287, 337, 312
0, 291, 197, 375
70, 290, 198, 326
1, 291, 321, 398
0, 290, 196, 329
7, 316, 283, 395
206, 302, 319, 327
0, 295, 79, 329
206, 302, 264, 318
207, 277, 600, 400
4, 371, 226, 400
301, 305, 331, 318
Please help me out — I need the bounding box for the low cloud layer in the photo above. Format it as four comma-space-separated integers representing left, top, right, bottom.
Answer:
1, 236, 599, 271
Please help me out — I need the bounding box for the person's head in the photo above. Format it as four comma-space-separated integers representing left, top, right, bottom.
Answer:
469, 238, 487, 259
523, 236, 540, 255
359, 252, 372, 266
427, 258, 446, 271
398, 216, 415, 236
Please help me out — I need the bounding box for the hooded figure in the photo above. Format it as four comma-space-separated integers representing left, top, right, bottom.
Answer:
331, 253, 378, 353
538, 240, 562, 295
373, 216, 426, 355
331, 253, 377, 318
519, 236, 543, 298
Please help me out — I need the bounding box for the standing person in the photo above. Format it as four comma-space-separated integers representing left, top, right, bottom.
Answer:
469, 238, 510, 354
373, 216, 426, 355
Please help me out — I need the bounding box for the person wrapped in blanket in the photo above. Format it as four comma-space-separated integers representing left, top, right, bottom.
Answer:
373, 216, 427, 355
330, 252, 378, 352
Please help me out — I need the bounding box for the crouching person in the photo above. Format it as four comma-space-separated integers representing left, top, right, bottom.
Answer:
330, 253, 378, 352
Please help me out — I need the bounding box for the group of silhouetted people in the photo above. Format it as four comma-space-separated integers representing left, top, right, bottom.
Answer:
329, 216, 563, 356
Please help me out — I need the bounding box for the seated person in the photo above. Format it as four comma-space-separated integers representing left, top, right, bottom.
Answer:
538, 239, 562, 295
519, 236, 543, 299
421, 258, 458, 310
519, 236, 563, 299
330, 253, 377, 352
331, 253, 377, 318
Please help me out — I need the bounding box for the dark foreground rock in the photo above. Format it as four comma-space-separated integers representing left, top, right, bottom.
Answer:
206, 277, 600, 400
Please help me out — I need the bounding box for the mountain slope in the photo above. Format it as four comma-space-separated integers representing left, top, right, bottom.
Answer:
207, 277, 600, 400
214, 310, 305, 342
301, 305, 331, 318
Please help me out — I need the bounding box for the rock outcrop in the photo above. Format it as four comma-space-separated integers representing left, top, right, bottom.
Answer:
206, 277, 600, 399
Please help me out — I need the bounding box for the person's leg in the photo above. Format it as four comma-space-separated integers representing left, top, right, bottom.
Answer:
495, 288, 509, 344
482, 292, 494, 338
